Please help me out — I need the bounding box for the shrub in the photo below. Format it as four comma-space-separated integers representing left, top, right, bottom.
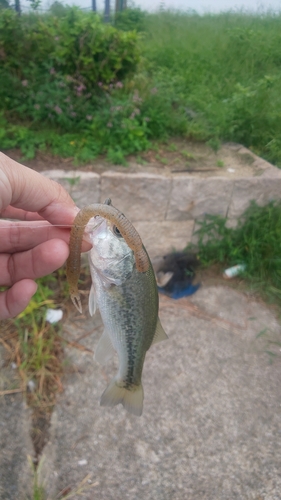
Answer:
0, 8, 139, 91
114, 7, 146, 32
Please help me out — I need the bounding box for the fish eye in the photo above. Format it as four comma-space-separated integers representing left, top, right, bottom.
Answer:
113, 225, 123, 238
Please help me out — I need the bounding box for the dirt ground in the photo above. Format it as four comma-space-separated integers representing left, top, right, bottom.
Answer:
4, 139, 258, 179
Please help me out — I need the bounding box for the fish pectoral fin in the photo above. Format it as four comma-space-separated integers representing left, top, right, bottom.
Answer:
89, 283, 98, 316
151, 317, 168, 346
94, 329, 115, 365
100, 379, 144, 417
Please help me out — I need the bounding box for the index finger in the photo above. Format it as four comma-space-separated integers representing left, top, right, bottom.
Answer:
0, 220, 70, 252
1, 206, 45, 221
0, 153, 78, 225
0, 220, 92, 253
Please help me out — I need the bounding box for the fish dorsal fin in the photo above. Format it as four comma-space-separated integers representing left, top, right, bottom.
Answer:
151, 317, 168, 346
89, 283, 97, 316
94, 329, 115, 365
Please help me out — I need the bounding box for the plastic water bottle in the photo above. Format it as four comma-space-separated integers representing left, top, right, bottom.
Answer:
223, 264, 246, 279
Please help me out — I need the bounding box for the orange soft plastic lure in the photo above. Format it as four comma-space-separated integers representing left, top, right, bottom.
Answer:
66, 199, 149, 313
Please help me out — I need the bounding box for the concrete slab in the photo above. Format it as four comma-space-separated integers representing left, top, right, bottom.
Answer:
167, 177, 233, 221
42, 144, 281, 250
39, 286, 281, 500
101, 171, 171, 222
228, 177, 281, 219
0, 347, 34, 500
133, 220, 194, 258
43, 170, 100, 206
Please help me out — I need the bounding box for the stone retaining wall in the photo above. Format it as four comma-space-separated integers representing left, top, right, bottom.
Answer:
44, 147, 281, 258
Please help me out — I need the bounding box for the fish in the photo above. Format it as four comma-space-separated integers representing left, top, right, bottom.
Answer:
66, 199, 168, 416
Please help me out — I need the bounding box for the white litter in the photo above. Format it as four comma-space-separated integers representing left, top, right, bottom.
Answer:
227, 168, 235, 173
78, 459, 88, 466
27, 380, 36, 392
46, 309, 63, 324
223, 264, 246, 279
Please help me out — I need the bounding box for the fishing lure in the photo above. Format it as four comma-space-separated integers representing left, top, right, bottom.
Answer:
66, 199, 149, 313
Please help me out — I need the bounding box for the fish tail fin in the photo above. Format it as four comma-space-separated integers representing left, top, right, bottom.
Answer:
100, 378, 144, 417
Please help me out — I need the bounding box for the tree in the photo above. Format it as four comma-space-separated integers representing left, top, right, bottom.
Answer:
104, 0, 110, 22
0, 0, 10, 8
115, 0, 127, 12
0, 0, 21, 13
14, 0, 20, 13
28, 0, 41, 10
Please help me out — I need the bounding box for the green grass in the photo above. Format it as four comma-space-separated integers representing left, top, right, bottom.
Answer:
1, 8, 281, 165
27, 456, 45, 500
193, 201, 281, 305
141, 11, 281, 165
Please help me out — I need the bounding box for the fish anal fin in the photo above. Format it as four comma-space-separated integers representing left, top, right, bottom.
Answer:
151, 317, 168, 346
94, 329, 115, 365
89, 283, 97, 316
100, 379, 143, 417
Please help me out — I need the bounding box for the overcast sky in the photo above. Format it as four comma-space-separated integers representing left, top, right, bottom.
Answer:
22, 0, 281, 14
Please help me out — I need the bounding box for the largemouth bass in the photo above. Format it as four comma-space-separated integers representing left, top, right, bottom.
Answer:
66, 200, 167, 416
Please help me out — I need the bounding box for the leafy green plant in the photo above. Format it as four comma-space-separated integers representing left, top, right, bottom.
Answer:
181, 149, 195, 160
193, 201, 281, 304
0, 8, 139, 86
216, 159, 224, 167
114, 7, 146, 32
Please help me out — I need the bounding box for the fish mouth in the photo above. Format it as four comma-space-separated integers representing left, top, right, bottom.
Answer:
86, 216, 104, 233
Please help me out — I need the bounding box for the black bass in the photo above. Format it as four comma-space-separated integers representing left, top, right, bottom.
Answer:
66, 200, 167, 416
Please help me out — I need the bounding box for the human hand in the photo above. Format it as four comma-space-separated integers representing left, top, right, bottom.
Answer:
0, 152, 87, 319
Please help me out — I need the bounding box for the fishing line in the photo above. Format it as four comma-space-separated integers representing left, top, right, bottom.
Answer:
0, 224, 95, 228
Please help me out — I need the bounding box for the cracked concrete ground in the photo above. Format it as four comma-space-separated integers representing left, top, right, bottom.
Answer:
31, 285, 281, 500
0, 347, 33, 500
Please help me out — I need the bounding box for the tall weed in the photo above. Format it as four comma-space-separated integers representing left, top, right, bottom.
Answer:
142, 12, 281, 164
194, 201, 281, 304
